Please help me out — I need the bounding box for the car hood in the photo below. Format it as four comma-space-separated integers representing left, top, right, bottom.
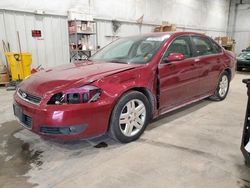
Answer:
19, 61, 139, 97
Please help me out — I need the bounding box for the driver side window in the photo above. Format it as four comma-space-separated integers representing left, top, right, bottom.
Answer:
162, 36, 192, 63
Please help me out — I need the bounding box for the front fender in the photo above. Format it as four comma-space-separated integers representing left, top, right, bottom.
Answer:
94, 66, 157, 120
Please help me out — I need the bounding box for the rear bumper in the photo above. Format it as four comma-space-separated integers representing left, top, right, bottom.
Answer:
13, 92, 113, 141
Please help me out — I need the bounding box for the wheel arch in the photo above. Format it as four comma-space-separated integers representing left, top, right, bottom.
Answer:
217, 67, 232, 84
224, 68, 232, 81
131, 87, 156, 118
117, 87, 155, 119
107, 87, 155, 132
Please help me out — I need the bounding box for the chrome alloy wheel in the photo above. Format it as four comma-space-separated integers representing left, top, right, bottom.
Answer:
119, 99, 146, 137
218, 75, 229, 98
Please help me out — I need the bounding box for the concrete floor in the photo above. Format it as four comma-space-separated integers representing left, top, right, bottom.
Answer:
1, 72, 250, 188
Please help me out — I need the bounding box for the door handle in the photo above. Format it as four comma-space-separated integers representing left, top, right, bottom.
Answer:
194, 58, 200, 62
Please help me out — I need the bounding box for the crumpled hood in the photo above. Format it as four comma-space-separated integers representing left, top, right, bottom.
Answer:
19, 61, 138, 97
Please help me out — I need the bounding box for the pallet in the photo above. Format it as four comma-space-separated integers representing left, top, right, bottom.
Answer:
0, 82, 9, 87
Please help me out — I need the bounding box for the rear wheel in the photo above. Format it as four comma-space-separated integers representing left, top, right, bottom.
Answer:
210, 72, 230, 101
109, 91, 150, 143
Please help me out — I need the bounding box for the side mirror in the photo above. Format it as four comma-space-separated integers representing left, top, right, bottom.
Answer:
164, 53, 185, 63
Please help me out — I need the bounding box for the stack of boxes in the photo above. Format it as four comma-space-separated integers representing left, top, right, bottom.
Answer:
0, 63, 9, 84
214, 36, 235, 52
154, 22, 177, 32
215, 36, 234, 46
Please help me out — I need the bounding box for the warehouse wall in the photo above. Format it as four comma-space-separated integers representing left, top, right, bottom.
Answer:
227, 0, 250, 54
0, 0, 230, 67
161, 0, 229, 35
232, 3, 250, 54
0, 10, 69, 68
0, 0, 229, 24
94, 0, 230, 48
94, 0, 229, 31
0, 0, 230, 32
95, 20, 154, 48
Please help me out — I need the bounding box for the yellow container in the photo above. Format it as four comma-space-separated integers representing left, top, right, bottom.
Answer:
5, 52, 32, 81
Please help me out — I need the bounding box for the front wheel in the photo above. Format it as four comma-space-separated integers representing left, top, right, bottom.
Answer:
210, 72, 230, 101
109, 91, 150, 143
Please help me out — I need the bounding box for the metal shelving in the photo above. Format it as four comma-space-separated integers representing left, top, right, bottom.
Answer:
68, 19, 97, 61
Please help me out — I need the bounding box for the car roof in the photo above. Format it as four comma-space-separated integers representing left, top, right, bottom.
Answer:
126, 31, 207, 39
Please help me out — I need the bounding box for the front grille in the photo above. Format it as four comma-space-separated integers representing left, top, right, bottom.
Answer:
40, 125, 86, 135
18, 89, 42, 105
21, 114, 32, 129
40, 127, 62, 135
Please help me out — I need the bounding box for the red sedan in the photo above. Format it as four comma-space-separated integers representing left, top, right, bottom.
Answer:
13, 32, 236, 143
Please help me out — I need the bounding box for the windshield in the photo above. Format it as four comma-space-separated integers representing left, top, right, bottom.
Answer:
90, 35, 170, 64
238, 52, 250, 59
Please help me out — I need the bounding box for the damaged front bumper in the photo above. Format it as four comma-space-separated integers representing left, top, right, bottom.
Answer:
13, 91, 113, 141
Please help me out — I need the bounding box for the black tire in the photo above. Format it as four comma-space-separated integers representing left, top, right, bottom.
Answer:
237, 67, 243, 71
210, 72, 230, 101
245, 160, 250, 168
109, 91, 151, 143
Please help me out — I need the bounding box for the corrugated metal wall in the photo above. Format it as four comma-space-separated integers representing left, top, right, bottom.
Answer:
95, 19, 227, 49
0, 10, 69, 68
233, 3, 250, 54
95, 20, 154, 48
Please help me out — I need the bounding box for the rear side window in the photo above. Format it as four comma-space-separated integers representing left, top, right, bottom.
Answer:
162, 36, 192, 60
211, 40, 222, 53
191, 36, 214, 56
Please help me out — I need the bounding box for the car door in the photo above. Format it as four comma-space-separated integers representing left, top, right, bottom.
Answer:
190, 36, 222, 95
159, 36, 201, 112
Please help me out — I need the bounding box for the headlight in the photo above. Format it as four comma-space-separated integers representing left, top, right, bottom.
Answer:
47, 85, 102, 105
47, 93, 65, 105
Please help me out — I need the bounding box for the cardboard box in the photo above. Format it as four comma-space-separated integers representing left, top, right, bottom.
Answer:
162, 25, 175, 32
221, 37, 231, 46
0, 65, 7, 74
154, 23, 176, 32
215, 36, 234, 46
0, 73, 9, 83
154, 26, 162, 32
